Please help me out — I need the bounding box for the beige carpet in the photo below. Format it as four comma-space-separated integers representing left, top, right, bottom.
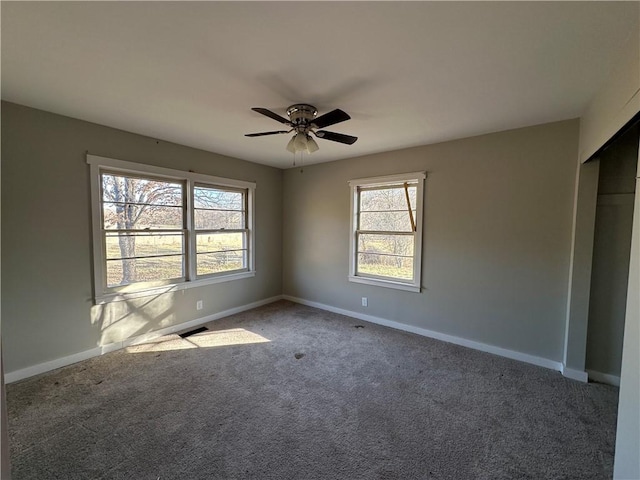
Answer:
7, 300, 618, 479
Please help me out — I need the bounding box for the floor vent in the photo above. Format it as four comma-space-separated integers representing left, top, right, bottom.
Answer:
179, 326, 208, 338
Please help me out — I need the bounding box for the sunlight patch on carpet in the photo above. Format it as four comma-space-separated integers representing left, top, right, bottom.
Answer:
126, 328, 270, 353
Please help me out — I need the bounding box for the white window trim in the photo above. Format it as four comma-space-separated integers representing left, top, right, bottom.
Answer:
87, 154, 256, 304
348, 171, 426, 293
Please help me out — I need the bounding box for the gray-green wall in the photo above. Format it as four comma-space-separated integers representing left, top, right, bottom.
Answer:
1, 102, 283, 373
283, 120, 579, 363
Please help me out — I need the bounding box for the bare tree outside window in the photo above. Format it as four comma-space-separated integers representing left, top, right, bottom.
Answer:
356, 184, 417, 280
101, 173, 184, 286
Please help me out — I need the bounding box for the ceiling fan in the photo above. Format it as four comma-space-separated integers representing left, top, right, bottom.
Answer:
245, 104, 357, 154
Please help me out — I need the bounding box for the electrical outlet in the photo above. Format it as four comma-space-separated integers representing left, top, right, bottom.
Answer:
362, 297, 368, 307
196, 300, 203, 310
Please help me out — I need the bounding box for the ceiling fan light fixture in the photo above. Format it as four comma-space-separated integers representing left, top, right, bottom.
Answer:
286, 135, 297, 153
307, 135, 319, 153
286, 133, 318, 154
293, 133, 308, 152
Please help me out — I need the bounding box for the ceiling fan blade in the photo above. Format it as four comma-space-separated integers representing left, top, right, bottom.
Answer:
251, 107, 291, 125
315, 130, 358, 145
245, 130, 290, 137
311, 109, 351, 129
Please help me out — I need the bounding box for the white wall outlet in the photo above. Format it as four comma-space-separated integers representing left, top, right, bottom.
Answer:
196, 300, 203, 311
362, 297, 368, 307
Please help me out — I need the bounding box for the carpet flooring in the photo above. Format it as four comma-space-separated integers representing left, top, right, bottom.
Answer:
6, 300, 619, 479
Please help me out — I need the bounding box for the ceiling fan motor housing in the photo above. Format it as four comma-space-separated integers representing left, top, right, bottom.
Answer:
287, 104, 317, 130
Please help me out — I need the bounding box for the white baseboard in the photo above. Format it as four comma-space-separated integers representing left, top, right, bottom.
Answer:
587, 369, 621, 387
5, 295, 283, 383
560, 364, 589, 383
283, 295, 564, 373
5, 346, 106, 385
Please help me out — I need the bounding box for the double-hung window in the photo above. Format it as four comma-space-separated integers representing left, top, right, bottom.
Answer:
193, 184, 249, 276
348, 172, 426, 292
88, 155, 255, 303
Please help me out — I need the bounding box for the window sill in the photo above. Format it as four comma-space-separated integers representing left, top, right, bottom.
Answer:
94, 271, 256, 305
348, 275, 421, 293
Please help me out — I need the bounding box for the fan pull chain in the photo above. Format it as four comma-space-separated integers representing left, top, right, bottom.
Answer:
291, 152, 304, 172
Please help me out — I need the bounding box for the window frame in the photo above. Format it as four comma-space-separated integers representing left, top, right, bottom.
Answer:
348, 172, 426, 293
88, 154, 256, 304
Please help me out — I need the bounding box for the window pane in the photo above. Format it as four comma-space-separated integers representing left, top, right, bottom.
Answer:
196, 232, 245, 254
194, 186, 244, 210
101, 173, 183, 232
102, 174, 183, 206
359, 211, 416, 232
197, 251, 246, 276
358, 233, 414, 257
103, 203, 183, 230
105, 232, 184, 260
196, 231, 246, 276
357, 253, 413, 280
360, 185, 416, 212
194, 210, 244, 230
106, 255, 184, 287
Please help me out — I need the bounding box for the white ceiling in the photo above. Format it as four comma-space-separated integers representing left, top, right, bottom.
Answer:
2, 2, 637, 169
